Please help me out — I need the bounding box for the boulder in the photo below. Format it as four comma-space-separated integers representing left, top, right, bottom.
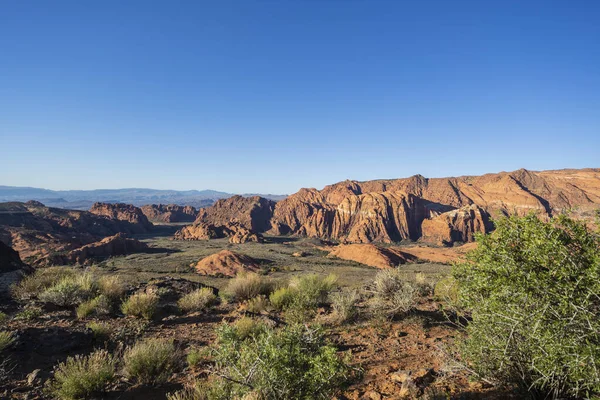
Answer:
0, 241, 32, 294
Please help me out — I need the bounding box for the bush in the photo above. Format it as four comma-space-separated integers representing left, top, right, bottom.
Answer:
121, 292, 159, 320
39, 278, 89, 307
0, 331, 15, 352
12, 267, 75, 300
369, 269, 418, 319
330, 288, 360, 323
221, 272, 274, 303
453, 214, 600, 398
123, 338, 179, 385
231, 316, 266, 340
167, 382, 212, 400
0, 312, 8, 324
97, 275, 126, 301
433, 276, 458, 303
48, 349, 116, 400
210, 323, 353, 399
14, 306, 42, 321
288, 274, 337, 310
246, 295, 269, 313
186, 347, 210, 368
178, 288, 218, 313
76, 297, 100, 319
269, 287, 295, 310
87, 322, 112, 342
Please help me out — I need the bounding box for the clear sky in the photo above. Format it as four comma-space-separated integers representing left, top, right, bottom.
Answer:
1, 1, 599, 194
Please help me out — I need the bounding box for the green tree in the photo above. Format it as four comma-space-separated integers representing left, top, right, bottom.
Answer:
453, 214, 600, 399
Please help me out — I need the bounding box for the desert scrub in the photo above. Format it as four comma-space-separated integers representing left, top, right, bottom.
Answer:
210, 323, 354, 399
178, 287, 217, 313
97, 274, 126, 301
14, 306, 43, 321
48, 349, 116, 400
38, 272, 98, 307
76, 296, 101, 319
269, 287, 295, 310
230, 316, 266, 340
453, 214, 600, 399
12, 266, 75, 300
330, 288, 360, 323
221, 272, 274, 302
0, 331, 15, 352
123, 338, 179, 385
121, 292, 159, 320
369, 269, 418, 319
0, 312, 8, 324
87, 322, 112, 342
186, 347, 210, 368
288, 273, 337, 309
245, 295, 269, 313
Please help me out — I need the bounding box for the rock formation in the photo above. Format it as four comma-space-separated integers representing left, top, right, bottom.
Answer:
269, 168, 600, 245
173, 222, 264, 244
420, 205, 492, 246
0, 201, 152, 265
327, 244, 415, 269
194, 195, 276, 232
173, 222, 221, 241
140, 204, 198, 223
192, 250, 260, 277
43, 233, 149, 265
0, 241, 32, 294
89, 202, 153, 233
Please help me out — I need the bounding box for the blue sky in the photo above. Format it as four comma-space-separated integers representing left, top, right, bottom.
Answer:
1, 1, 599, 194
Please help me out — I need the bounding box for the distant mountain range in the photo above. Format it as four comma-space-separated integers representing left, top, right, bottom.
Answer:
0, 186, 287, 210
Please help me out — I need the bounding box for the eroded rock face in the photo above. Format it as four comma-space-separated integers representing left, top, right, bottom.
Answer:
89, 202, 153, 233
140, 204, 198, 223
195, 195, 276, 232
420, 205, 492, 246
0, 241, 32, 294
44, 233, 149, 265
173, 222, 222, 241
269, 168, 600, 245
0, 201, 152, 265
327, 244, 415, 269
193, 250, 260, 277
173, 222, 264, 243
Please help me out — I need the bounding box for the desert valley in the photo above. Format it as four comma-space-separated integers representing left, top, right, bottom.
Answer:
1, 168, 599, 399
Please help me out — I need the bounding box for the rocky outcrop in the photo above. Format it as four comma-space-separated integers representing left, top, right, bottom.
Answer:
193, 250, 260, 277
0, 241, 32, 294
89, 202, 153, 233
420, 205, 492, 246
173, 222, 264, 244
195, 195, 276, 232
140, 204, 198, 223
43, 233, 148, 265
173, 222, 222, 241
269, 168, 600, 245
0, 201, 153, 265
327, 244, 415, 269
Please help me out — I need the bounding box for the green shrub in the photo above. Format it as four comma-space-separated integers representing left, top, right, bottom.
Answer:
0, 331, 15, 352
121, 292, 159, 320
123, 338, 179, 385
433, 276, 458, 303
453, 214, 600, 398
288, 273, 337, 310
221, 272, 274, 303
231, 316, 266, 340
39, 278, 89, 307
246, 295, 269, 313
0, 312, 8, 324
97, 275, 126, 301
48, 349, 116, 400
186, 347, 210, 368
76, 297, 100, 319
14, 306, 43, 321
210, 323, 353, 399
269, 287, 295, 310
87, 322, 112, 342
330, 288, 360, 323
369, 269, 418, 319
167, 382, 212, 400
178, 288, 218, 313
13, 267, 75, 300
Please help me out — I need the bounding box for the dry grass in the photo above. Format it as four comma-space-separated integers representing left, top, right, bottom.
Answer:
178, 287, 218, 313
123, 338, 180, 385
121, 292, 159, 320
